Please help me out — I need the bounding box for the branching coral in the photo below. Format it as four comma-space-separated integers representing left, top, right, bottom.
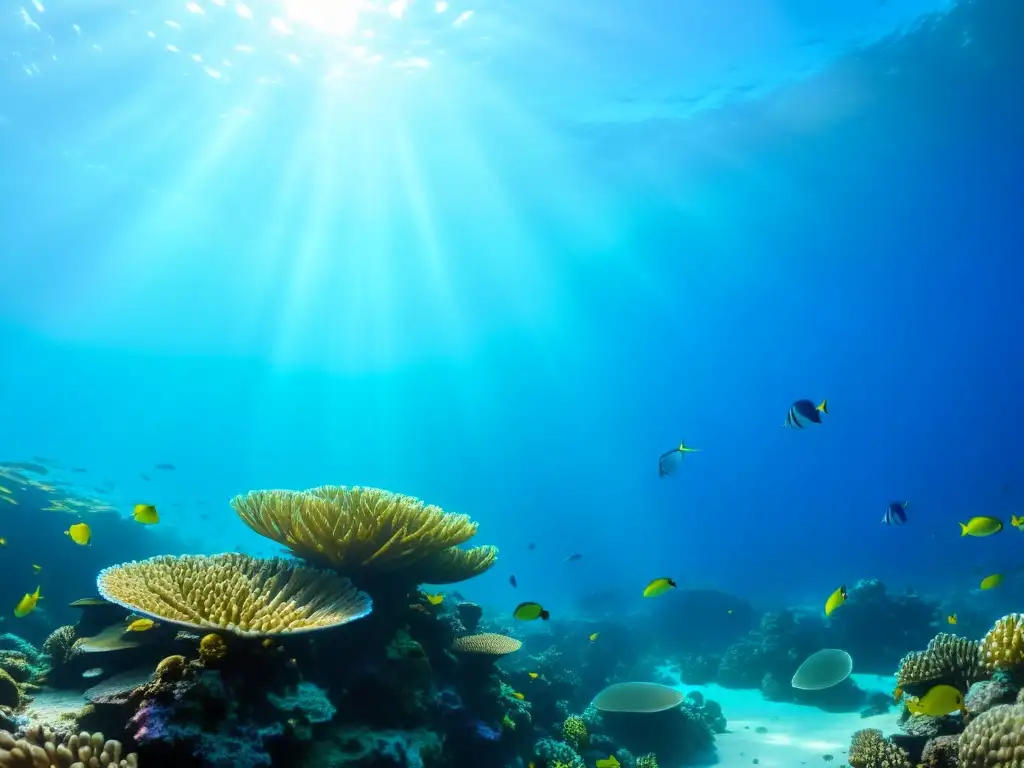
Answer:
41, 627, 77, 666
96, 553, 372, 637
636, 755, 659, 768
231, 486, 498, 584
0, 726, 138, 768
562, 715, 587, 751
848, 729, 911, 768
896, 634, 988, 690
958, 703, 1024, 767
979, 614, 1024, 671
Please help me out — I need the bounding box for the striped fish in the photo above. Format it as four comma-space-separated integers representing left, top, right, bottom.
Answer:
784, 399, 828, 428
883, 501, 909, 525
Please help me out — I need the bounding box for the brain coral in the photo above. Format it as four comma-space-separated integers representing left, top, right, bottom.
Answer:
231, 486, 497, 584
980, 615, 1024, 670
959, 703, 1024, 767
97, 553, 372, 637
896, 633, 988, 690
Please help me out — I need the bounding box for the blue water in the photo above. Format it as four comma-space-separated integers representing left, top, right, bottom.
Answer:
1, 0, 1022, 626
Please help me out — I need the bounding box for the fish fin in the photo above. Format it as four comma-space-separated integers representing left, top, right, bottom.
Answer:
817, 399, 827, 414
959, 522, 969, 536
902, 501, 909, 509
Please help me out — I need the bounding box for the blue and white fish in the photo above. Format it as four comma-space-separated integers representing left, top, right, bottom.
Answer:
658, 440, 699, 477
883, 501, 909, 525
784, 399, 828, 429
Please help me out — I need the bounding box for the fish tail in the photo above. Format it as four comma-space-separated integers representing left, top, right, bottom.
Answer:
540, 610, 550, 620
817, 399, 828, 414
959, 522, 969, 537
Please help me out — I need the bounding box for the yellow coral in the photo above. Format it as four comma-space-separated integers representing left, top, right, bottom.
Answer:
199, 634, 228, 665
0, 726, 138, 768
895, 633, 987, 690
979, 614, 1024, 670
96, 554, 372, 637
958, 703, 1024, 767
450, 633, 522, 655
848, 728, 910, 768
155, 655, 189, 682
562, 716, 588, 751
231, 486, 497, 584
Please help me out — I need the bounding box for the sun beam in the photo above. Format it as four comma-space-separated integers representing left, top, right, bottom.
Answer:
280, 0, 364, 37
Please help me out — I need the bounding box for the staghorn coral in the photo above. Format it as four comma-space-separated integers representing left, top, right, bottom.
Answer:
636, 755, 659, 768
451, 633, 522, 655
231, 486, 498, 584
896, 634, 987, 691
562, 715, 587, 751
959, 703, 1024, 767
0, 726, 138, 768
848, 728, 911, 768
41, 627, 77, 666
96, 553, 372, 637
980, 615, 1024, 671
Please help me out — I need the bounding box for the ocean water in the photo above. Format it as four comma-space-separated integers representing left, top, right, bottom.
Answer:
1, 0, 1023, 641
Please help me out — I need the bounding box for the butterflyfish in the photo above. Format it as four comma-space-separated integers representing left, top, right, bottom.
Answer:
126, 618, 156, 632
948, 613, 957, 625
133, 504, 160, 525
596, 757, 621, 768
528, 672, 539, 679
980, 573, 1004, 590
959, 516, 1003, 537
643, 577, 677, 598
905, 684, 966, 717
513, 602, 550, 621
824, 585, 847, 617
14, 586, 42, 617
658, 441, 699, 477
65, 522, 92, 546
423, 592, 444, 606
589, 633, 599, 642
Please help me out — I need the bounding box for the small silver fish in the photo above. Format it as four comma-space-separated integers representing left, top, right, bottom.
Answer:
82, 667, 104, 679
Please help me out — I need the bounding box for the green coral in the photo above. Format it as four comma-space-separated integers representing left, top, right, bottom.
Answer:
562, 715, 588, 751
636, 754, 659, 768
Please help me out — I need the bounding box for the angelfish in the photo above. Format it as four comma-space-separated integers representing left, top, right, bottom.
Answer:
784, 399, 827, 429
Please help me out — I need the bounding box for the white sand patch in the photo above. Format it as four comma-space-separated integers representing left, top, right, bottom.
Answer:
684, 675, 899, 767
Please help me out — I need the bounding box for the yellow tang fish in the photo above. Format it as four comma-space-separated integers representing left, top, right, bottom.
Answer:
980, 573, 1004, 590
643, 577, 677, 598
528, 672, 539, 679
824, 585, 847, 617
65, 522, 92, 546
959, 516, 1003, 537
513, 602, 550, 621
596, 757, 621, 768
133, 504, 160, 525
511, 692, 525, 700
423, 592, 444, 606
14, 586, 42, 618
126, 618, 156, 632
947, 613, 957, 625
1011, 514, 1024, 530
589, 633, 599, 642
905, 684, 966, 717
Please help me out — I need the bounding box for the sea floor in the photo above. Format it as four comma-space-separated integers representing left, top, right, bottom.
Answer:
686, 675, 895, 768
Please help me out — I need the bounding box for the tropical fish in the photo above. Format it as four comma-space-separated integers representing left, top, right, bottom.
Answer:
596, 757, 621, 768
528, 672, 539, 679
14, 586, 42, 617
589, 633, 599, 642
140, 474, 151, 482
513, 602, 550, 621
980, 573, 1004, 590
882, 501, 909, 526
511, 692, 525, 700
0, 538, 5, 546
509, 575, 518, 588
1012, 514, 1024, 530
960, 516, 1003, 537
784, 399, 828, 429
824, 585, 847, 617
423, 592, 444, 606
133, 504, 160, 525
643, 577, 678, 598
657, 441, 699, 477
125, 618, 156, 632
0, 486, 10, 494
948, 613, 958, 625
563, 553, 582, 562
65, 522, 92, 545
155, 463, 176, 471
1, 496, 17, 505
82, 668, 104, 678
905, 684, 966, 717
893, 686, 904, 703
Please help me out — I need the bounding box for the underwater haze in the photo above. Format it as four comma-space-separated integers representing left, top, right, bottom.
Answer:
1, 0, 1023, 623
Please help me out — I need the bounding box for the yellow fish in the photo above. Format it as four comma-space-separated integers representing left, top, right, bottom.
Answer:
423, 592, 444, 606
905, 684, 966, 717
947, 613, 957, 625
1, 495, 17, 505
32, 564, 41, 572
824, 585, 847, 617
596, 757, 621, 768
14, 586, 42, 618
643, 577, 677, 598
133, 504, 160, 525
528, 672, 539, 679
511, 692, 525, 700
589, 633, 599, 642
893, 686, 904, 703
0, 485, 10, 494
125, 618, 155, 632
0, 538, 6, 546
959, 516, 1003, 537
1012, 514, 1024, 530
513, 602, 550, 621
65, 522, 92, 546
980, 573, 1004, 590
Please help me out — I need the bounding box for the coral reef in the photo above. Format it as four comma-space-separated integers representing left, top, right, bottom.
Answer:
0, 726, 137, 768
97, 554, 372, 636
958, 703, 1024, 767
848, 728, 911, 768
895, 634, 987, 694
920, 734, 959, 768
230, 486, 498, 586
979, 614, 1024, 671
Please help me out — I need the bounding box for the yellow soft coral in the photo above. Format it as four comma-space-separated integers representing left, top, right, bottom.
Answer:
199, 634, 227, 664
979, 614, 1024, 670
231, 486, 498, 585
562, 716, 588, 751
